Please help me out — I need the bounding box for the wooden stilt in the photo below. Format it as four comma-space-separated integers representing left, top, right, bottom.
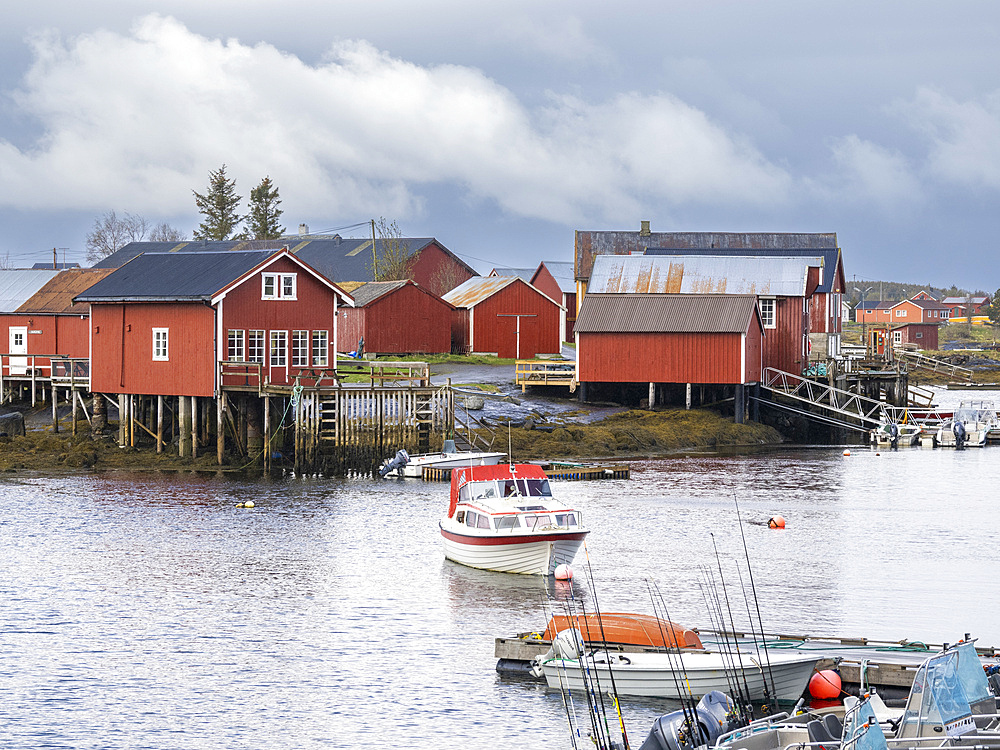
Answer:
217, 394, 225, 465
52, 387, 59, 433
71, 388, 78, 435
156, 395, 164, 453
263, 396, 271, 471
191, 396, 198, 459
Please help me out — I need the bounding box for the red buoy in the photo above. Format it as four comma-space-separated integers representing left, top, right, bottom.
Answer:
809, 669, 841, 699
768, 515, 786, 529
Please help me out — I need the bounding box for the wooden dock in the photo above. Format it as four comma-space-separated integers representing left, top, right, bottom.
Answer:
422, 462, 629, 481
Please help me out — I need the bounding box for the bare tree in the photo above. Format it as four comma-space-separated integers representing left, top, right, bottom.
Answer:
85, 210, 150, 263
368, 217, 415, 281
148, 223, 186, 242
428, 264, 464, 296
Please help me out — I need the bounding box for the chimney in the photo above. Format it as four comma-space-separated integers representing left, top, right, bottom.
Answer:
333, 234, 342, 245
640, 220, 651, 236
298, 223, 309, 236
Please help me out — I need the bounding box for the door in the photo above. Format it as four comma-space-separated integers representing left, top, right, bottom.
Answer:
8, 326, 27, 375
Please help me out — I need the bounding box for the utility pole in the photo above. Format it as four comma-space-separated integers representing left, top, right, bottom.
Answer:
370, 219, 379, 281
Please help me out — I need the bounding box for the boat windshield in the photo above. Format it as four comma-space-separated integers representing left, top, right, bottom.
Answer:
500, 478, 552, 497
898, 649, 975, 738
953, 641, 993, 706
459, 481, 498, 502
842, 720, 887, 750
843, 697, 878, 745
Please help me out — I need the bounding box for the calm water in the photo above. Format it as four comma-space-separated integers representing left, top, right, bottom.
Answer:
3, 444, 1000, 749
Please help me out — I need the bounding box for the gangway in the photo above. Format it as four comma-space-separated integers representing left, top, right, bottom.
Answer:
894, 348, 973, 380
758, 367, 893, 433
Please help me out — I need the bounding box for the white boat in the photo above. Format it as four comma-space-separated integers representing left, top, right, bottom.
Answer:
536, 646, 820, 701
438, 463, 588, 575
379, 447, 507, 478
870, 422, 922, 448
937, 401, 997, 448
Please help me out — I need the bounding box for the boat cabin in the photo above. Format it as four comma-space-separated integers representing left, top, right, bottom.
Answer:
448, 464, 582, 532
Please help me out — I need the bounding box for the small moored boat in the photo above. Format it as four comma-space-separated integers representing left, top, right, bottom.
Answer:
439, 463, 589, 575
379, 446, 507, 478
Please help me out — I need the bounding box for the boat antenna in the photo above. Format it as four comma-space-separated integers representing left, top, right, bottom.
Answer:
733, 494, 778, 709
582, 543, 630, 749
508, 419, 513, 464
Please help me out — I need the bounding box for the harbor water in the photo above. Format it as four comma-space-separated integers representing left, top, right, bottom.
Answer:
3, 442, 1000, 749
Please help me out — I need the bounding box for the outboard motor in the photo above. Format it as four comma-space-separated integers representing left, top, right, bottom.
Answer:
954, 421, 967, 450
639, 691, 739, 750
378, 449, 410, 478
887, 422, 899, 450
529, 628, 585, 678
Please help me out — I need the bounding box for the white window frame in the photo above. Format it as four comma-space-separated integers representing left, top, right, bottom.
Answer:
228, 329, 245, 361
262, 272, 297, 300
896, 309, 906, 318
270, 330, 288, 367
312, 330, 329, 367
248, 330, 265, 363
759, 298, 776, 329
152, 328, 169, 361
893, 331, 902, 344
292, 330, 309, 367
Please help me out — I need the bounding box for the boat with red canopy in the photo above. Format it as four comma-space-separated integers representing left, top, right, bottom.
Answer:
439, 463, 589, 575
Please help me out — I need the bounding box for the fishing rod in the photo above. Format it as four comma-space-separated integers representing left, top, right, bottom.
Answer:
648, 578, 704, 743
697, 571, 743, 707
700, 565, 752, 721
733, 552, 775, 712
710, 533, 757, 717
581, 545, 630, 750
733, 494, 778, 707
541, 593, 581, 750
645, 578, 698, 728
564, 591, 610, 749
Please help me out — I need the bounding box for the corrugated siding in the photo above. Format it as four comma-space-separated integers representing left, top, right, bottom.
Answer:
337, 308, 366, 352
361, 283, 452, 354
578, 331, 745, 383
0, 314, 91, 362
763, 296, 807, 373
575, 294, 758, 333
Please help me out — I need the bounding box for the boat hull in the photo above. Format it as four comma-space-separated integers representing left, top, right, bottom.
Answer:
396, 452, 507, 477
541, 651, 819, 701
440, 526, 587, 575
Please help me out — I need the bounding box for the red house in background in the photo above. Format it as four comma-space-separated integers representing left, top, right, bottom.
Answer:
75, 249, 353, 398
941, 295, 990, 318
336, 280, 454, 355
0, 268, 112, 380
443, 276, 563, 358
530, 262, 576, 342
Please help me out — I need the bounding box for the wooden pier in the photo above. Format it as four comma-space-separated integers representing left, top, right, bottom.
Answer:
421, 462, 630, 482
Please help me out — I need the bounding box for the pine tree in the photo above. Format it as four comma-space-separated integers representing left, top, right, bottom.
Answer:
193, 164, 242, 240
244, 176, 285, 240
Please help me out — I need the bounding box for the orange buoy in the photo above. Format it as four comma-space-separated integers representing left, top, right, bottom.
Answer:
768, 516, 786, 529
809, 669, 842, 699
843, 449, 851, 456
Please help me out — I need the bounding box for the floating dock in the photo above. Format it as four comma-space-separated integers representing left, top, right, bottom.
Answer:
422, 462, 630, 481
496, 629, 1000, 698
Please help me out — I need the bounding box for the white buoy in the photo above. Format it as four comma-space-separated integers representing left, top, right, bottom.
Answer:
554, 564, 573, 580
843, 450, 851, 456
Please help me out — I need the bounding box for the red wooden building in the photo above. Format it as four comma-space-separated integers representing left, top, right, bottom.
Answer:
586, 254, 820, 375
857, 298, 951, 325
75, 249, 353, 398
443, 276, 563, 358
941, 295, 990, 317
891, 323, 940, 350
336, 280, 454, 355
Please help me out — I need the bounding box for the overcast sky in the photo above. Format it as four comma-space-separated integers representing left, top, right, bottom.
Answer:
1, 2, 998, 290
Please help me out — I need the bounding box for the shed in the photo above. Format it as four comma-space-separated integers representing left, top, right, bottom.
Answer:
443, 276, 564, 358
574, 294, 763, 385
891, 323, 939, 350
336, 280, 454, 355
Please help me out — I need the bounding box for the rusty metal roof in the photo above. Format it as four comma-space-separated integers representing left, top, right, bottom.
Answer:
575, 293, 761, 333
442, 275, 519, 308
16, 268, 116, 314
587, 254, 822, 296
574, 228, 838, 280
0, 269, 61, 312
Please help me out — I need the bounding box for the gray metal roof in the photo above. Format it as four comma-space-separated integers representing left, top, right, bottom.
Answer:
941, 296, 988, 305
348, 280, 411, 307
575, 293, 760, 333
75, 251, 278, 302
537, 261, 575, 293
645, 247, 843, 294
490, 267, 534, 283
92, 236, 477, 284
588, 254, 822, 296
0, 269, 61, 312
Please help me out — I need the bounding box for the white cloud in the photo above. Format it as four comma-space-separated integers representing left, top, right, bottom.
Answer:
897, 86, 1000, 190
0, 14, 792, 226
824, 134, 922, 209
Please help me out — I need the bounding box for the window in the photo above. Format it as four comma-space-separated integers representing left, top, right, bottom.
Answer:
312, 330, 329, 367
270, 330, 287, 367
759, 298, 776, 328
152, 328, 168, 361
248, 330, 265, 363
496, 516, 520, 530
292, 330, 309, 367
262, 273, 297, 300
916, 331, 923, 339
895, 309, 906, 317
228, 330, 245, 361
893, 331, 902, 344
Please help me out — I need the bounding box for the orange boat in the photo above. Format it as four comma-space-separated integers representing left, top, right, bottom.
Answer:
541, 613, 703, 650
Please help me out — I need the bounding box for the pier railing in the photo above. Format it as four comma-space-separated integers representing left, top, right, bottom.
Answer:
894, 348, 973, 380
761, 367, 892, 431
